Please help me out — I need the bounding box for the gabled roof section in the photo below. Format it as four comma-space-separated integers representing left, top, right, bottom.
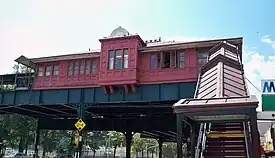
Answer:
15, 50, 101, 64
196, 41, 248, 99
14, 55, 36, 69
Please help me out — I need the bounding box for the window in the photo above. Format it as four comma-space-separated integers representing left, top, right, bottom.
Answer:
68, 61, 73, 76
53, 65, 59, 76
108, 49, 129, 70
163, 52, 171, 68
150, 51, 186, 69
179, 52, 185, 68
45, 66, 52, 76
80, 60, 85, 75
85, 59, 91, 75
38, 66, 44, 76
171, 52, 177, 68
91, 59, 96, 73
123, 49, 128, 69
198, 52, 208, 65
115, 50, 122, 69
151, 54, 157, 69
157, 53, 161, 68
109, 50, 114, 69
74, 61, 79, 75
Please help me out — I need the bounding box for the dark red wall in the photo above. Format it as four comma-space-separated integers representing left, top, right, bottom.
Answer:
138, 48, 198, 84
33, 58, 100, 89
97, 36, 142, 86
32, 37, 201, 90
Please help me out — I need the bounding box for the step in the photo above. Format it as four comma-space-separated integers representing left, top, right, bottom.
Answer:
206, 140, 245, 146
207, 132, 244, 138
203, 151, 247, 157
211, 123, 243, 128
206, 136, 245, 141
206, 146, 246, 151
211, 122, 243, 126
210, 126, 243, 131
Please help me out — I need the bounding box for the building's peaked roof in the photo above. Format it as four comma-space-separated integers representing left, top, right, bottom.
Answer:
197, 41, 249, 99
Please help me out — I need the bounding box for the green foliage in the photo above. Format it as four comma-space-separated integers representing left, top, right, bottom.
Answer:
86, 131, 107, 152
107, 131, 125, 148
131, 133, 158, 156
162, 142, 177, 158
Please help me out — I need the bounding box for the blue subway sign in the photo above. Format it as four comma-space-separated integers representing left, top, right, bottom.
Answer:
262, 80, 275, 95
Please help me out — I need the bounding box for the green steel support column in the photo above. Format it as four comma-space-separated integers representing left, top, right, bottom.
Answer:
33, 119, 40, 158
190, 122, 196, 158
177, 114, 183, 158
125, 132, 133, 158
76, 103, 85, 158
250, 110, 260, 158
158, 139, 163, 158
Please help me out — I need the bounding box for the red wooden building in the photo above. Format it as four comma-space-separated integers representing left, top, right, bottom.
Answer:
15, 26, 242, 94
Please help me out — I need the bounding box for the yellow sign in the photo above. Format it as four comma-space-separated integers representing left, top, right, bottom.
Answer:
75, 119, 86, 131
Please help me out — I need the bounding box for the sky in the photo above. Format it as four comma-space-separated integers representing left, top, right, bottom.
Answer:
0, 0, 275, 111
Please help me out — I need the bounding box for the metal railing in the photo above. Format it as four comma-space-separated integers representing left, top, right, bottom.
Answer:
195, 123, 210, 158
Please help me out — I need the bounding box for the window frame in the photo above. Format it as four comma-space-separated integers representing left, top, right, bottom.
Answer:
85, 59, 91, 75
123, 48, 128, 69
74, 60, 79, 76
53, 65, 59, 76
178, 52, 185, 68
80, 60, 85, 75
108, 50, 115, 70
91, 59, 96, 73
198, 52, 208, 66
68, 61, 74, 76
108, 48, 129, 70
45, 65, 52, 76
38, 66, 44, 77
150, 53, 157, 69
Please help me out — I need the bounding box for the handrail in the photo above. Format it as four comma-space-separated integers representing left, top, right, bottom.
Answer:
243, 122, 252, 158
195, 123, 209, 158
195, 123, 204, 158
193, 72, 201, 98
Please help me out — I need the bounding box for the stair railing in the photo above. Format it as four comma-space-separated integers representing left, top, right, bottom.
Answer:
195, 123, 204, 158
243, 121, 252, 158
195, 123, 208, 158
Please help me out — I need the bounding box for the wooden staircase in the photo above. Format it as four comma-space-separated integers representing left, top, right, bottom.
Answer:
204, 122, 247, 158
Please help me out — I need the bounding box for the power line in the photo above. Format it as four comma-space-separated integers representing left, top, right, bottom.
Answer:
244, 76, 261, 94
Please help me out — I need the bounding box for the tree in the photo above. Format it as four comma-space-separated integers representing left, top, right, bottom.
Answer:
107, 132, 125, 158
131, 134, 158, 158
162, 142, 177, 158
85, 131, 107, 158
